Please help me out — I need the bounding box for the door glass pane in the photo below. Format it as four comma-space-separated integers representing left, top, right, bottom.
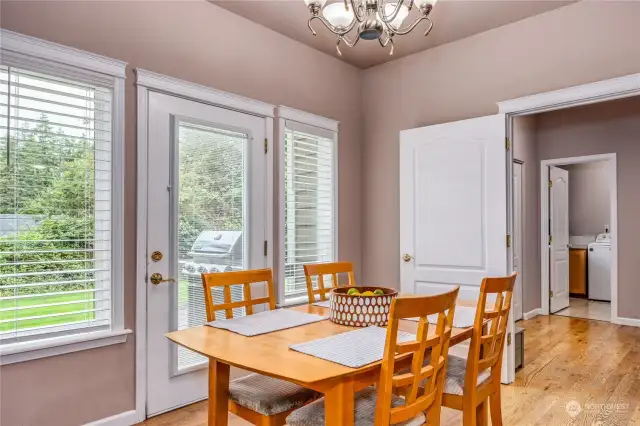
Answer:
175, 120, 247, 371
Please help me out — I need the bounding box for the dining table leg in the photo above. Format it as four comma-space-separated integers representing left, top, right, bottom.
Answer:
324, 378, 355, 426
209, 359, 231, 426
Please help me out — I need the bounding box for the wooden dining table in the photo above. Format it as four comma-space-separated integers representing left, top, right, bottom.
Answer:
166, 300, 486, 426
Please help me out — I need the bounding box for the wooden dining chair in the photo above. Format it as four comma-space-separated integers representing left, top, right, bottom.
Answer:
303, 261, 356, 303
286, 287, 460, 426
201, 269, 319, 426
441, 274, 516, 426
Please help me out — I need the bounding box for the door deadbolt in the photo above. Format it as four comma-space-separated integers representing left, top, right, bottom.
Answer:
151, 251, 163, 262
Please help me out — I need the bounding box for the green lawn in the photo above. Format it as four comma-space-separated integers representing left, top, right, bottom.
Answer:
0, 292, 95, 332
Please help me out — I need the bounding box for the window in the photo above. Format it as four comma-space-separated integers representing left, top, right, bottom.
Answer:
0, 30, 126, 357
279, 109, 338, 302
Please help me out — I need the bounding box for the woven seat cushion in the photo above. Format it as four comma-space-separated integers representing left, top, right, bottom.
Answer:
229, 373, 320, 416
286, 386, 426, 426
443, 354, 491, 396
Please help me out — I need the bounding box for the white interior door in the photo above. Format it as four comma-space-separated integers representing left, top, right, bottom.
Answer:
399, 114, 513, 383
549, 166, 570, 313
400, 114, 508, 299
513, 162, 524, 321
145, 91, 268, 416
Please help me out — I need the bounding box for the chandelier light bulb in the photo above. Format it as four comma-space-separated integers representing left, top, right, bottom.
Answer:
323, 2, 355, 29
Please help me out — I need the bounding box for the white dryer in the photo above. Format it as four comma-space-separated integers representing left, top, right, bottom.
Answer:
588, 233, 611, 302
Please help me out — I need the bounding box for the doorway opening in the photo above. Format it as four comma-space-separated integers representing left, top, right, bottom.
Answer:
509, 94, 640, 328
543, 156, 615, 323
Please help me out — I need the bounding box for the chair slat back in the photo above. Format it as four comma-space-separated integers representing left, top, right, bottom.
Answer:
465, 274, 516, 386
377, 288, 459, 425
303, 261, 355, 302
201, 269, 277, 321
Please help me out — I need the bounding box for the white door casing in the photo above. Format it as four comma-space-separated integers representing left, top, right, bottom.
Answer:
145, 91, 268, 415
400, 114, 508, 300
549, 166, 570, 313
513, 162, 524, 321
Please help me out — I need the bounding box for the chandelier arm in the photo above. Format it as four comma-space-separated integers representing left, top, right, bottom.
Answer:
341, 33, 360, 48
378, 34, 395, 55
308, 15, 355, 37
336, 33, 360, 56
349, 0, 366, 22
378, 0, 408, 24
392, 15, 431, 36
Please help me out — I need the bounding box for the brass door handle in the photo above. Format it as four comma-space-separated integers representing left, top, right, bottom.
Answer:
402, 254, 413, 262
150, 272, 176, 285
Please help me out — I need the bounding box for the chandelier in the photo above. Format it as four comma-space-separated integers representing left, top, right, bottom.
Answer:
304, 0, 437, 56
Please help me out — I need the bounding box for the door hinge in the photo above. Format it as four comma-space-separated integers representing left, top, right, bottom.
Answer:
264, 240, 268, 256
506, 234, 512, 248
507, 333, 512, 346
548, 180, 553, 188
549, 235, 553, 244
505, 137, 510, 151
264, 138, 268, 154
549, 290, 554, 298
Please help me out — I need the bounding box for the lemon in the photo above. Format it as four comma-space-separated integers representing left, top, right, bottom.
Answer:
362, 291, 375, 297
347, 288, 360, 296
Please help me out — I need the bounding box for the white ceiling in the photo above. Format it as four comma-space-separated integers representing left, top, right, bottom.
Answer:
212, 0, 573, 69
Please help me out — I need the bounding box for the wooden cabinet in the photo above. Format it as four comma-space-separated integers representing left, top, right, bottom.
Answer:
569, 248, 587, 296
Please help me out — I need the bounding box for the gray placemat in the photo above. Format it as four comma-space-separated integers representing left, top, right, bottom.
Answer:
206, 309, 327, 337
312, 300, 331, 308
289, 326, 415, 368
406, 306, 477, 328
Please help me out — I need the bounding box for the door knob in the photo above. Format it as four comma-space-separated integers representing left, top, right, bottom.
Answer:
402, 254, 413, 262
149, 272, 176, 285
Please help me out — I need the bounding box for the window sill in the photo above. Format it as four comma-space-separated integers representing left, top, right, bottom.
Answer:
279, 295, 311, 307
0, 329, 132, 365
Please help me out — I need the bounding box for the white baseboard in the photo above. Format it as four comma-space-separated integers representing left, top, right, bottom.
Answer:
523, 308, 542, 320
612, 316, 640, 327
84, 410, 138, 426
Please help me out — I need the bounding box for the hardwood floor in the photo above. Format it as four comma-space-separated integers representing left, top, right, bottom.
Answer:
142, 315, 640, 426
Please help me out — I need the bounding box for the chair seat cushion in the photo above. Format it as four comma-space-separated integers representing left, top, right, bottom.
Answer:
229, 373, 320, 416
286, 386, 426, 426
443, 354, 492, 396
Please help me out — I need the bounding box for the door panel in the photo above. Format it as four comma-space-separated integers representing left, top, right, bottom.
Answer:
400, 114, 508, 300
513, 162, 523, 321
549, 166, 570, 313
145, 91, 267, 415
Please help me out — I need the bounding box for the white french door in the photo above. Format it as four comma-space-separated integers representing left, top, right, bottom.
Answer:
549, 165, 570, 313
145, 91, 268, 416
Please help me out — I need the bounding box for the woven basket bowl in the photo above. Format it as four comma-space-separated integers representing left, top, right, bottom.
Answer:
329, 287, 398, 327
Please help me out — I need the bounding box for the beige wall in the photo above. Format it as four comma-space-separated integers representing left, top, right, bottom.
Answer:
361, 1, 640, 305
563, 162, 610, 236
536, 96, 640, 319
0, 2, 363, 425
513, 115, 540, 314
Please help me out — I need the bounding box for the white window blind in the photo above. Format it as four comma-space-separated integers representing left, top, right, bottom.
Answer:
283, 122, 336, 300
0, 65, 113, 344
